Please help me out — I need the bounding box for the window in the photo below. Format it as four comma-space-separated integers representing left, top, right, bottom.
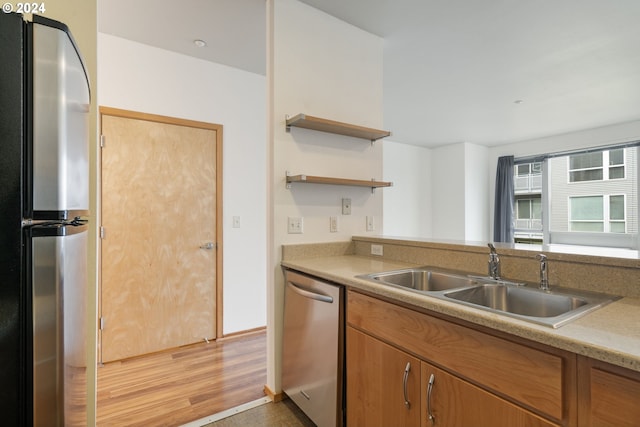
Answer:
515, 197, 542, 230
514, 161, 542, 193
568, 148, 625, 182
512, 144, 638, 249
516, 162, 541, 176
569, 195, 626, 233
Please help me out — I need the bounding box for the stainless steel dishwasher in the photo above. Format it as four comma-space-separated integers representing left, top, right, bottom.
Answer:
282, 269, 344, 427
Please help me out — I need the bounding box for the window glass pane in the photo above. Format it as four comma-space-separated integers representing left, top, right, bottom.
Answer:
570, 152, 602, 169
531, 162, 542, 174
570, 222, 604, 232
532, 198, 541, 219
610, 222, 626, 233
517, 200, 531, 219
610, 195, 625, 220
571, 196, 603, 221
516, 164, 529, 176
570, 169, 603, 182
609, 166, 624, 179
609, 148, 624, 165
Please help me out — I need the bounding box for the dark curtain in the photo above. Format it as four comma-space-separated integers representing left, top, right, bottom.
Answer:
493, 155, 514, 242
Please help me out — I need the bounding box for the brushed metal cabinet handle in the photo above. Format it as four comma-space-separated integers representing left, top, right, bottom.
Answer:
403, 362, 411, 408
427, 373, 435, 423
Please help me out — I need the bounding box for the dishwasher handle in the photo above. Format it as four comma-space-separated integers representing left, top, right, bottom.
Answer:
287, 281, 334, 303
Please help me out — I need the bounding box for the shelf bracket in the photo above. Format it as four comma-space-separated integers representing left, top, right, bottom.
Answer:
286, 170, 292, 189
285, 115, 291, 133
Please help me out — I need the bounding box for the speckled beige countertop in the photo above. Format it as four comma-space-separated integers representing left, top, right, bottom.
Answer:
281, 244, 640, 373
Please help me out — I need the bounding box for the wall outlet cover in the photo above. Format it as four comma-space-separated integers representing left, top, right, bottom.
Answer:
371, 244, 383, 256
366, 215, 375, 231
342, 198, 352, 215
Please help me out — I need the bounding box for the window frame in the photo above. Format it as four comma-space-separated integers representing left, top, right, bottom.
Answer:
567, 194, 627, 233
567, 148, 626, 183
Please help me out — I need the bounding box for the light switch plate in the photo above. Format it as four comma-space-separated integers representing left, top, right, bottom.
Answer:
330, 216, 338, 232
288, 216, 303, 234
232, 216, 241, 228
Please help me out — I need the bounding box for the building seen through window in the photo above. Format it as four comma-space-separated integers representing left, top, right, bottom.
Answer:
514, 162, 542, 243
514, 146, 638, 249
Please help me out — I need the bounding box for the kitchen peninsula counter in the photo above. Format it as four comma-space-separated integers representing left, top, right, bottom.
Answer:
281, 237, 640, 373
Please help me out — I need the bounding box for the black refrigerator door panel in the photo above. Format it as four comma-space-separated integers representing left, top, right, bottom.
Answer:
0, 12, 26, 427
30, 16, 90, 220
29, 224, 88, 427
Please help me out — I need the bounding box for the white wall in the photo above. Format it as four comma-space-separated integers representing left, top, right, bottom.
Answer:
383, 141, 432, 237
98, 33, 267, 335
431, 143, 466, 239
464, 143, 490, 241
267, 0, 384, 393
381, 140, 491, 243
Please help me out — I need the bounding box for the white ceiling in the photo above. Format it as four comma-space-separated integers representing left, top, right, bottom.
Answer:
98, 0, 640, 148
97, 0, 266, 75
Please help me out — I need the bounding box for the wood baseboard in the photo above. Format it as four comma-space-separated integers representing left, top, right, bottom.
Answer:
263, 385, 285, 402
218, 326, 266, 342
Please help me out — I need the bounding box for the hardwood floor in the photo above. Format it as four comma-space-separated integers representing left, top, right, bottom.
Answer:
97, 330, 267, 427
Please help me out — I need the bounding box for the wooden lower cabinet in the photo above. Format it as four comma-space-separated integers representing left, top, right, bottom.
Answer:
421, 361, 557, 427
344, 288, 640, 426
347, 327, 421, 427
578, 356, 640, 427
346, 290, 574, 427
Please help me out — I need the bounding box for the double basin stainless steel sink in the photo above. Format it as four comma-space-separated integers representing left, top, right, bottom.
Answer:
357, 267, 620, 328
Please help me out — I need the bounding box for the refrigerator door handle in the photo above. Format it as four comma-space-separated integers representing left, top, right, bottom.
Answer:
287, 281, 334, 303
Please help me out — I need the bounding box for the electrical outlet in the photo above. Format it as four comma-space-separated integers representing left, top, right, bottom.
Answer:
287, 217, 303, 234
330, 216, 338, 232
371, 244, 383, 256
366, 215, 375, 231
342, 198, 352, 215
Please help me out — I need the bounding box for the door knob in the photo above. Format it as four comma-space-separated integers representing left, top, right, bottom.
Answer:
200, 242, 215, 250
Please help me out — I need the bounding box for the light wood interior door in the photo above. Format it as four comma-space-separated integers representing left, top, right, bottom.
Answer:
100, 108, 221, 363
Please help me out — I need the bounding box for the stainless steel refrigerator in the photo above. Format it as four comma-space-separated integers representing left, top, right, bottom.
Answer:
0, 12, 91, 426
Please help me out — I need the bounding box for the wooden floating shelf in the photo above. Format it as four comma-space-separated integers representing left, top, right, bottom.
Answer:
286, 113, 391, 142
286, 174, 393, 190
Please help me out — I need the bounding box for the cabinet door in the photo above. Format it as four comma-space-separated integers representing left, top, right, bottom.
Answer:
347, 327, 421, 427
578, 357, 640, 427
421, 362, 558, 427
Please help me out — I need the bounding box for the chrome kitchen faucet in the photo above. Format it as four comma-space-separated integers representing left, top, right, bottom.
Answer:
488, 243, 501, 280
537, 254, 550, 291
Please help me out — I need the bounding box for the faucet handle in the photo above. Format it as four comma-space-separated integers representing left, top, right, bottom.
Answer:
487, 243, 500, 279
537, 254, 550, 291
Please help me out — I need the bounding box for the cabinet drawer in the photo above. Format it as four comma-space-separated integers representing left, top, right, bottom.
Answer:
348, 291, 570, 422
